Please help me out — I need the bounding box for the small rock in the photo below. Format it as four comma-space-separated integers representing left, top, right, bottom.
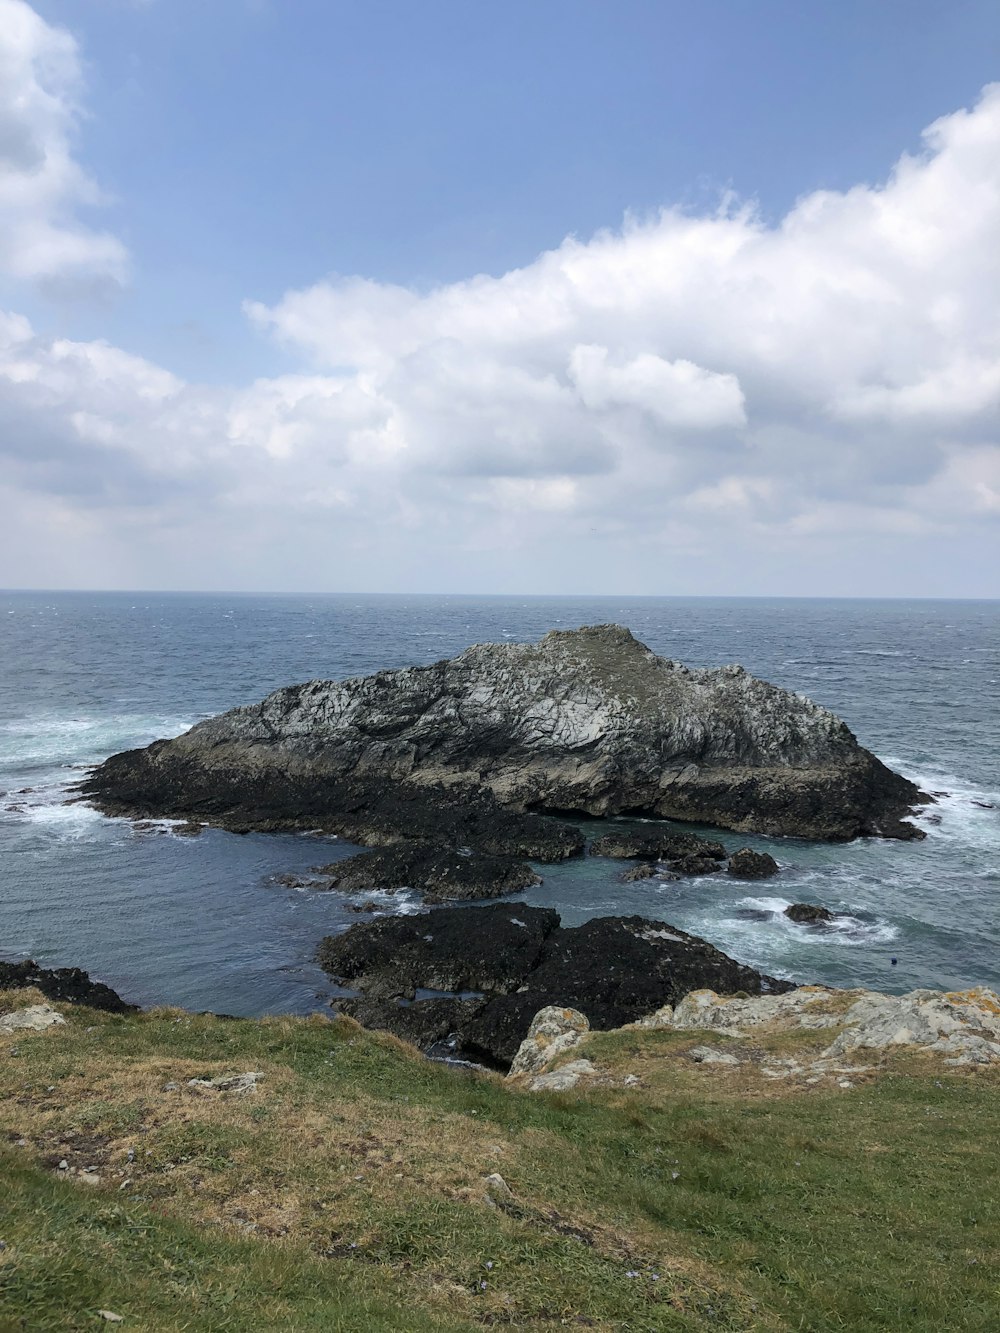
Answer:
187, 1072, 263, 1094
484, 1172, 516, 1210
688, 1044, 741, 1066
785, 903, 835, 925
161, 1082, 179, 1092
97, 1313, 124, 1324
727, 849, 779, 879
58, 1159, 68, 1170
622, 1073, 641, 1086
527, 1058, 597, 1091
79, 1172, 102, 1185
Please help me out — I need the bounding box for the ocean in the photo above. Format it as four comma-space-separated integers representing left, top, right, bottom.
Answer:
1, 591, 997, 1016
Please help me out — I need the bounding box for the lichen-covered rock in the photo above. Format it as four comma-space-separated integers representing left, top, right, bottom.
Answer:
508, 1006, 590, 1077
527, 1059, 598, 1092
728, 849, 779, 879
635, 985, 1000, 1068
81, 624, 926, 842
0, 1004, 66, 1034
822, 988, 1000, 1065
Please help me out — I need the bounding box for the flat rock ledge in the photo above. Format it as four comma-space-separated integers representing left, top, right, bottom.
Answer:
80, 624, 926, 845
504, 984, 1000, 1092
319, 903, 793, 1068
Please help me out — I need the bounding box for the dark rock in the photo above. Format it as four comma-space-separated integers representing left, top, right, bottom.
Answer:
0, 959, 137, 1014
318, 905, 794, 1068
727, 848, 780, 879
317, 903, 559, 1000
80, 624, 927, 843
336, 996, 485, 1050
319, 843, 541, 903
784, 903, 835, 925
591, 829, 726, 877
621, 862, 659, 882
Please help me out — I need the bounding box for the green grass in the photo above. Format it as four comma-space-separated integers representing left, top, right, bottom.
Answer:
0, 992, 998, 1331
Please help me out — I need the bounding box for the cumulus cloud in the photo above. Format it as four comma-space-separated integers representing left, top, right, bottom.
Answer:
0, 0, 127, 286
0, 62, 998, 592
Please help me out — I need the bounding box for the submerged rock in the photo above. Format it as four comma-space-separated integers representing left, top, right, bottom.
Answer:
0, 959, 136, 1014
320, 904, 793, 1068
728, 848, 779, 879
785, 903, 835, 924
318, 843, 542, 903
81, 624, 926, 843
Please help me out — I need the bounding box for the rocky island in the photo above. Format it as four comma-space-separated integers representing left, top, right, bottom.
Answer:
81, 624, 926, 852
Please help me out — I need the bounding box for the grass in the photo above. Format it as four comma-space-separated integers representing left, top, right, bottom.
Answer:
0, 986, 998, 1331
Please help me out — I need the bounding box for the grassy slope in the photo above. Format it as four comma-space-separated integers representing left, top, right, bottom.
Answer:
0, 988, 997, 1332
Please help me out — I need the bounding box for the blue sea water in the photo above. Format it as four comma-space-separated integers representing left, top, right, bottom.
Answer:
1, 591, 997, 1015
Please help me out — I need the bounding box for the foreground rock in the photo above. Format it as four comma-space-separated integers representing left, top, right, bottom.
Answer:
507, 984, 1000, 1092
81, 624, 926, 843
635, 985, 1000, 1066
0, 1004, 67, 1035
319, 904, 793, 1068
318, 844, 542, 903
0, 959, 136, 1014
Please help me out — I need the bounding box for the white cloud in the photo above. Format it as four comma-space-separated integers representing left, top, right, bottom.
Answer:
0, 0, 127, 285
0, 56, 997, 592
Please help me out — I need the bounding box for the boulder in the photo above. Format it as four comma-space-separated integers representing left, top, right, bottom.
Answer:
319, 843, 542, 903
508, 1006, 590, 1077
81, 624, 926, 843
728, 848, 779, 879
785, 903, 835, 924
318, 905, 794, 1068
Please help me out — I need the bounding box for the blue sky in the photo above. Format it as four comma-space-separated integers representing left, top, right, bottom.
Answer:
1, 0, 999, 593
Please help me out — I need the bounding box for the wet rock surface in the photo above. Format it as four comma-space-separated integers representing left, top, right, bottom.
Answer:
589, 830, 727, 877
320, 904, 794, 1068
317, 843, 542, 903
81, 624, 926, 843
785, 903, 835, 924
0, 959, 137, 1014
728, 848, 780, 879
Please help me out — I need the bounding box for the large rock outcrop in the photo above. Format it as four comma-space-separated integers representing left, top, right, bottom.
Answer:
81, 624, 925, 843
319, 903, 794, 1068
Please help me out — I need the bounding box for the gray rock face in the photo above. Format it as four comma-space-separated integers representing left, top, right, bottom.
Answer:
82, 624, 925, 842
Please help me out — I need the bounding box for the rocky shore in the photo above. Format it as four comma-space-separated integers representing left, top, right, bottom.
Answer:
318, 904, 794, 1067
80, 624, 927, 845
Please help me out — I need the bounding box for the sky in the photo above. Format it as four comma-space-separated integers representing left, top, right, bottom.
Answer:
1, 0, 999, 596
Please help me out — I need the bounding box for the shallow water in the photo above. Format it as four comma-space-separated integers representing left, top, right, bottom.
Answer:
1, 592, 997, 1013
